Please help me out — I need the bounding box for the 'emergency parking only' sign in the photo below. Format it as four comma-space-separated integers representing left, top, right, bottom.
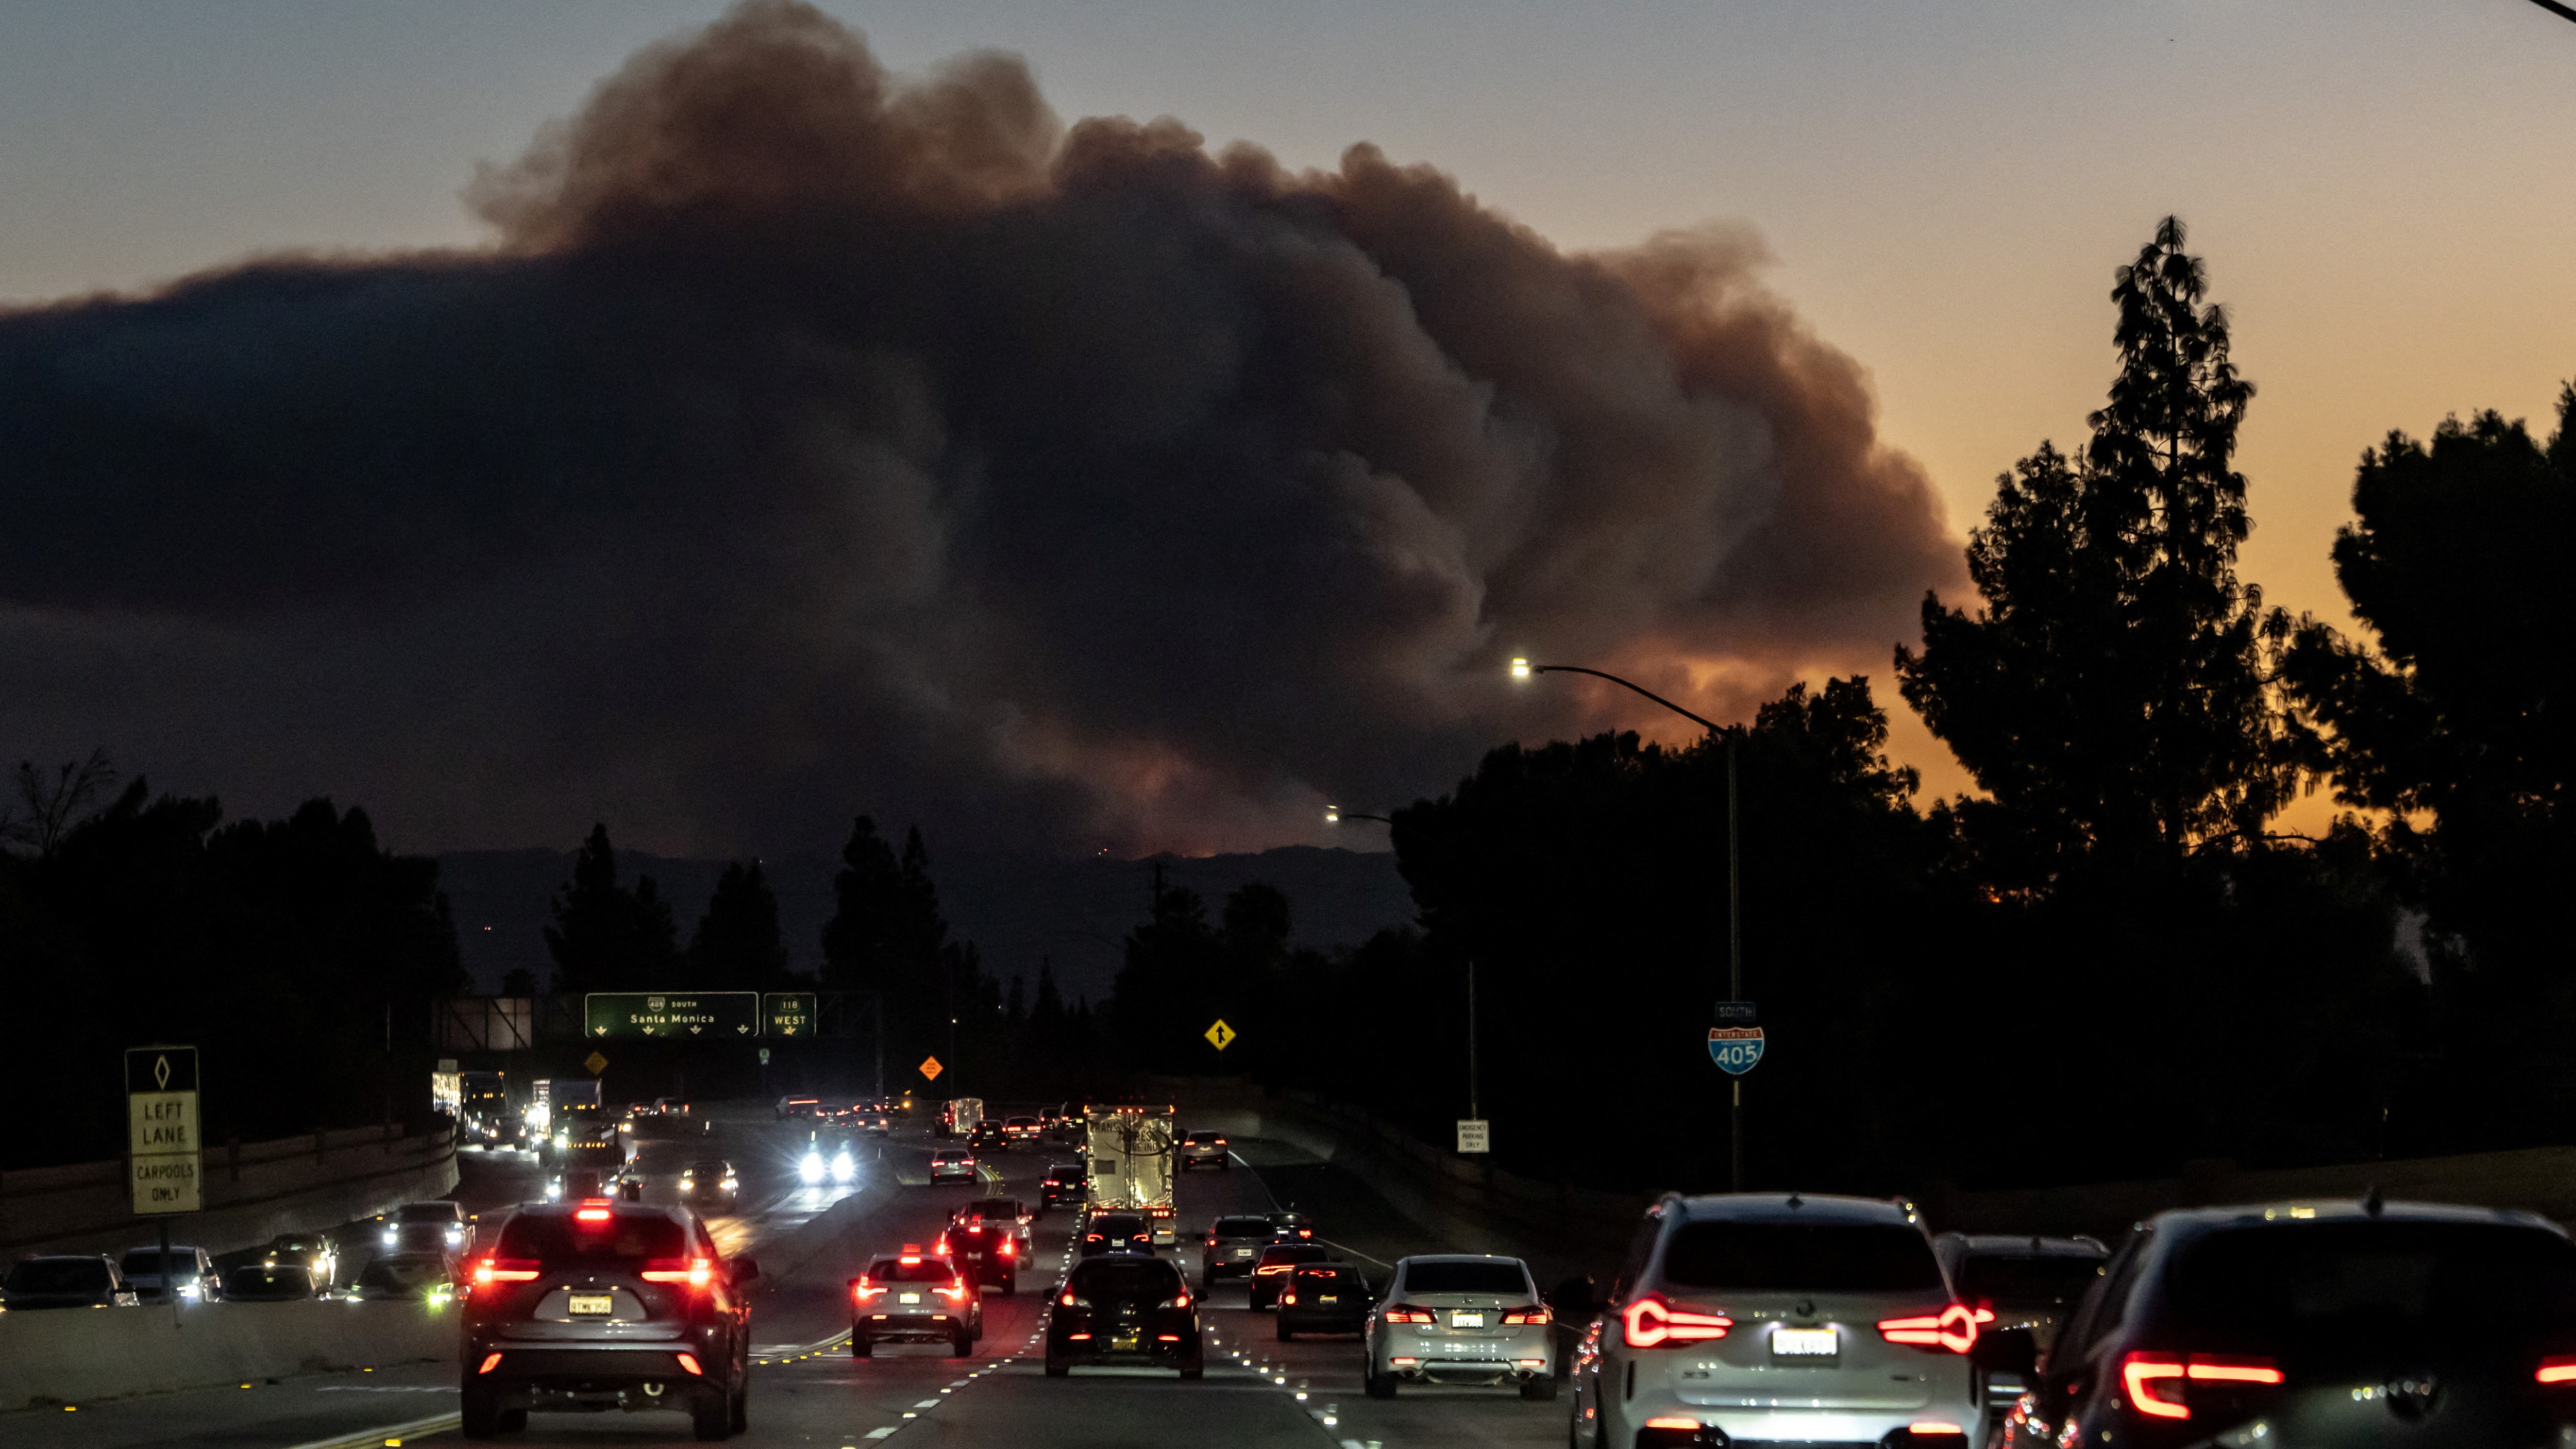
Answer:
126, 1046, 203, 1215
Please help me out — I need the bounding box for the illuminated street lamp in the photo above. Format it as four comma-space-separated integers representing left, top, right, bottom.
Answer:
1511, 658, 1747, 1192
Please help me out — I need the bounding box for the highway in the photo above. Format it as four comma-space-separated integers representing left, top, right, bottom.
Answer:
11, 1111, 1570, 1449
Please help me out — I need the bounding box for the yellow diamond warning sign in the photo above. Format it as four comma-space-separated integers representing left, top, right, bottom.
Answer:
584, 1051, 609, 1075
1204, 1019, 1236, 1051
919, 1055, 944, 1081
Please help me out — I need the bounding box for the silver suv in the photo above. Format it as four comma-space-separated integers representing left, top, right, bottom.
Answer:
1363, 1254, 1557, 1400
1570, 1193, 1984, 1448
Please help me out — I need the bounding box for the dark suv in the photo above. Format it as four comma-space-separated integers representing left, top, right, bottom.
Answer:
1249, 1242, 1335, 1310
2024, 1199, 2576, 1448
461, 1199, 759, 1441
1040, 1163, 1087, 1213
1202, 1215, 1279, 1288
1082, 1212, 1154, 1258
1045, 1252, 1203, 1378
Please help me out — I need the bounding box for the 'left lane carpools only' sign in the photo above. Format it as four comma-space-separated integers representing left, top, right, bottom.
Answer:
126, 1045, 202, 1215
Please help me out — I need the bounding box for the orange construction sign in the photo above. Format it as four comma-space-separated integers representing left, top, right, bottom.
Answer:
918, 1055, 944, 1081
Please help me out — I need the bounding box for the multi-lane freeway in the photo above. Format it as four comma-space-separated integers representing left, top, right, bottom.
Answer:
12, 1108, 1567, 1449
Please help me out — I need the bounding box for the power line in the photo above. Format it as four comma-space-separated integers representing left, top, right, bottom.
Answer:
2526, 0, 2576, 24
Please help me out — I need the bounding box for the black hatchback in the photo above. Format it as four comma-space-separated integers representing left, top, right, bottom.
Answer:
1045, 1253, 1202, 1378
1081, 1212, 1154, 1258
2024, 1199, 2576, 1448
1275, 1261, 1370, 1339
461, 1199, 759, 1441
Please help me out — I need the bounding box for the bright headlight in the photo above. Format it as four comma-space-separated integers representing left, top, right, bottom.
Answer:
382, 1229, 398, 1246
831, 1152, 856, 1183
799, 1153, 826, 1184
546, 1181, 563, 1200
679, 1179, 694, 1192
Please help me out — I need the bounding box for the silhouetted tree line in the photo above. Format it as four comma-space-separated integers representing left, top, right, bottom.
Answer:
0, 768, 464, 1169
1114, 218, 2571, 1196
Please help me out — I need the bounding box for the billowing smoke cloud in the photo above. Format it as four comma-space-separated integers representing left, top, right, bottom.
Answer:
0, 1, 1961, 855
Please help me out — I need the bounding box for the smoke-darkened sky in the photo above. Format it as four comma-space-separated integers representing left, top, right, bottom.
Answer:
13, 2, 1950, 855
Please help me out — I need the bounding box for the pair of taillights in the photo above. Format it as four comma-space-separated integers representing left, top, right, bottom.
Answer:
852, 1277, 967, 1303
472, 1257, 710, 1288
1382, 1303, 1548, 1325
1619, 1295, 1982, 1352
1056, 1290, 1191, 1309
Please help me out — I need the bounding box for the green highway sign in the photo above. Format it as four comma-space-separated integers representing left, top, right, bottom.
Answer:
584, 992, 762, 1040
764, 992, 816, 1038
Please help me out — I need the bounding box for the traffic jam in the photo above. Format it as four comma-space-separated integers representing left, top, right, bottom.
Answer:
15, 1091, 2576, 1449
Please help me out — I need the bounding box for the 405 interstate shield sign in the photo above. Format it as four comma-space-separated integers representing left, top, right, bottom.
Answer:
1708, 1025, 1765, 1075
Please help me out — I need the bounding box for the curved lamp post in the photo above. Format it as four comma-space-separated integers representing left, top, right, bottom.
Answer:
1511, 658, 1746, 1192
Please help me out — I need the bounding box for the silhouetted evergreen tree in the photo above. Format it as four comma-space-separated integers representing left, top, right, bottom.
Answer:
1897, 216, 2294, 886
543, 824, 679, 993
688, 860, 793, 990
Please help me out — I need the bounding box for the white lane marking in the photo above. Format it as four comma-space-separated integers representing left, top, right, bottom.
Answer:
276, 1412, 462, 1449
865, 1428, 898, 1440
912, 1399, 940, 1408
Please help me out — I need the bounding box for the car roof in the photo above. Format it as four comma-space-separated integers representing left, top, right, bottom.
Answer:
510, 1200, 688, 1224
1397, 1253, 1525, 1267
2144, 1199, 2567, 1236
125, 1244, 206, 1253
1669, 1193, 1918, 1228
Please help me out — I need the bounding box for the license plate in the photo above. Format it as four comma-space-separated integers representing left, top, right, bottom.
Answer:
1451, 1311, 1485, 1328
1319, 1295, 1339, 1304
1773, 1327, 1839, 1356
898, 1292, 923, 1304
1112, 1334, 1141, 1351
568, 1293, 613, 1317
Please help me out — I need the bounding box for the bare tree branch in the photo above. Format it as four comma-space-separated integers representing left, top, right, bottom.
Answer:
8, 749, 118, 855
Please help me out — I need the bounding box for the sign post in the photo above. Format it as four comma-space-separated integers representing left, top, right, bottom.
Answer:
127, 1045, 201, 1330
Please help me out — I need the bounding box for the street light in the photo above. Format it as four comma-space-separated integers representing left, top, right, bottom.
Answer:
1328, 807, 1480, 1132
1511, 658, 1746, 1192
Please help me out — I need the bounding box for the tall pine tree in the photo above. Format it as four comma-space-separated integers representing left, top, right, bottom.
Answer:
1897, 216, 2295, 884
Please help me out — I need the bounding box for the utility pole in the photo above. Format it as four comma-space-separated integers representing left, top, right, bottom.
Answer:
1727, 732, 1743, 1194
1467, 957, 1480, 1122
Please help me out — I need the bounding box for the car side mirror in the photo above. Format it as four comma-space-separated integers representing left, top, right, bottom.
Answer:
732, 1257, 760, 1284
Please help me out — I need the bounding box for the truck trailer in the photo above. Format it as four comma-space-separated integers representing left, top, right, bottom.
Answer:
1084, 1103, 1177, 1245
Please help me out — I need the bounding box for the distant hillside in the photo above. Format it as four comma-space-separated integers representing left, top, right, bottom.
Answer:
437, 844, 1416, 1007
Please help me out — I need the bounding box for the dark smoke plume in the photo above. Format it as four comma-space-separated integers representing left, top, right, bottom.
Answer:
0, 1, 1961, 854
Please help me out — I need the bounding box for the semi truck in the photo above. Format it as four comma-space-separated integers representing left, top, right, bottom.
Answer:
1084, 1103, 1177, 1245
458, 1070, 518, 1148
938, 1098, 985, 1140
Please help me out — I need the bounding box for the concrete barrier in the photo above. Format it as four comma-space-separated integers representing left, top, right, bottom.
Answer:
1, 1126, 459, 1261
0, 1299, 458, 1409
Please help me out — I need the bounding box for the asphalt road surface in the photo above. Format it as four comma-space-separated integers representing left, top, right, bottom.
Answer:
12, 1114, 1571, 1449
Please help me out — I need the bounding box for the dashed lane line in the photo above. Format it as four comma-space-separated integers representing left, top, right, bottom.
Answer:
277, 1411, 462, 1449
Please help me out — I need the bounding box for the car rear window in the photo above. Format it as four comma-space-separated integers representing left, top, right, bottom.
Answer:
1092, 1215, 1148, 1234
2163, 1222, 2576, 1347
968, 1200, 1022, 1218
869, 1258, 958, 1283
1660, 1223, 1946, 1294
496, 1214, 687, 1262
1261, 1244, 1333, 1266
1959, 1254, 2104, 1308
1188, 1131, 1220, 1142
1070, 1258, 1181, 1299
1214, 1217, 1275, 1236
10, 1259, 111, 1292
1402, 1260, 1530, 1295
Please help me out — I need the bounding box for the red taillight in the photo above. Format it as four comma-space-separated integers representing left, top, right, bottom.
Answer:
1877, 1304, 1980, 1353
2542, 1355, 2576, 1385
477, 1353, 504, 1374
1059, 1291, 1078, 1306
938, 1278, 968, 1302
1642, 1417, 1701, 1431
2120, 1355, 2190, 1420
641, 1257, 713, 1288
1383, 1303, 1437, 1324
1255, 1263, 1295, 1275
2118, 1353, 2283, 1421
675, 1352, 703, 1376
475, 1258, 540, 1285
1000, 1239, 1015, 1256
1624, 1294, 1731, 1349
1281, 1292, 1296, 1306
853, 1278, 884, 1303
1086, 1234, 1103, 1242
574, 1199, 613, 1224
1503, 1305, 1550, 1325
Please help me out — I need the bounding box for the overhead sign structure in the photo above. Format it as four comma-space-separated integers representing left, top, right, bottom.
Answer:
1709, 1025, 1765, 1075
126, 1046, 202, 1216
1456, 1119, 1490, 1154
918, 1055, 944, 1082
584, 992, 762, 1040
764, 992, 816, 1038
1204, 1020, 1236, 1051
